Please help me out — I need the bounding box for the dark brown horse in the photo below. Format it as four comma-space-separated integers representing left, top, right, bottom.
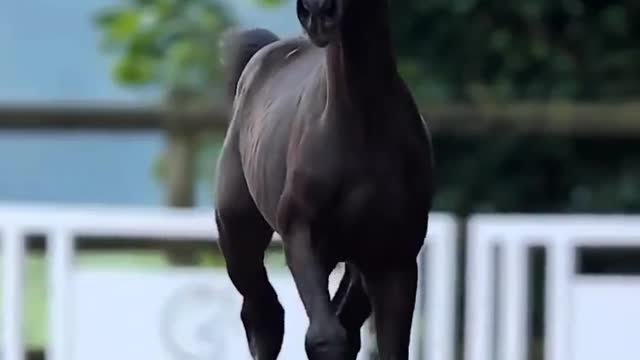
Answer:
214, 0, 434, 359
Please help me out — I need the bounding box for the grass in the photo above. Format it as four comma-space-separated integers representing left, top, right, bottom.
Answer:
3, 249, 288, 350
24, 256, 47, 349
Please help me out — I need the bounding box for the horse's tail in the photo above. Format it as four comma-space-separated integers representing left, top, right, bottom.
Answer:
219, 27, 279, 102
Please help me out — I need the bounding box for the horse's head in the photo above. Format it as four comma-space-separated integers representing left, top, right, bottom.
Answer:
297, 0, 346, 47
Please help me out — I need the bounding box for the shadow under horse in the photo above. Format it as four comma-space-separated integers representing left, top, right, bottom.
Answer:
215, 0, 435, 358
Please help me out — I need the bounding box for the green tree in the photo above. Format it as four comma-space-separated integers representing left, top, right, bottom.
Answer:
94, 0, 286, 200
390, 1, 640, 103
95, 0, 238, 263
95, 0, 240, 207
95, 0, 233, 99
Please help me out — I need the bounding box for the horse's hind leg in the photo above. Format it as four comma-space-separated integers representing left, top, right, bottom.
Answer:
216, 211, 282, 359
332, 263, 372, 359
215, 148, 283, 360
362, 262, 418, 360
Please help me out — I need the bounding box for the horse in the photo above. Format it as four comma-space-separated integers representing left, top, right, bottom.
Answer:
214, 0, 435, 359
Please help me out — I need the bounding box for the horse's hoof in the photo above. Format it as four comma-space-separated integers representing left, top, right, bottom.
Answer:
305, 322, 349, 360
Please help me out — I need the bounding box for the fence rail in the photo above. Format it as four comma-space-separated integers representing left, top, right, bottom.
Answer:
1, 102, 640, 136
2, 101, 638, 212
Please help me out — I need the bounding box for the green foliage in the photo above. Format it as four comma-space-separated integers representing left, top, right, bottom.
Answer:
390, 1, 640, 103
93, 0, 640, 213
256, 0, 287, 8
95, 0, 233, 95
229, 1, 640, 103
384, 1, 640, 213
433, 136, 640, 214
95, 0, 235, 191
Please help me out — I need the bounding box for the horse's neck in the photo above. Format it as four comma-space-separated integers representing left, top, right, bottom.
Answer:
324, 0, 396, 110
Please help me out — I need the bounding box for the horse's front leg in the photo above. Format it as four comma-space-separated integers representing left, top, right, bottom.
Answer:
332, 263, 372, 359
284, 223, 349, 360
363, 261, 418, 360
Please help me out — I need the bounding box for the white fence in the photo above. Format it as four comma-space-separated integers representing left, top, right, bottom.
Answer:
5, 206, 640, 360
0, 204, 458, 360
465, 214, 640, 360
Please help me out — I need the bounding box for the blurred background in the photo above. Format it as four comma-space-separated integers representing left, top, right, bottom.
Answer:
1, 0, 640, 359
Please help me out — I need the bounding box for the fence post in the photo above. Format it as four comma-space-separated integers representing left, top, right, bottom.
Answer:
48, 230, 74, 360
2, 228, 26, 360
166, 130, 196, 208
424, 228, 458, 360
498, 242, 528, 360
164, 100, 200, 264
545, 240, 574, 360
464, 220, 495, 360
164, 130, 199, 265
